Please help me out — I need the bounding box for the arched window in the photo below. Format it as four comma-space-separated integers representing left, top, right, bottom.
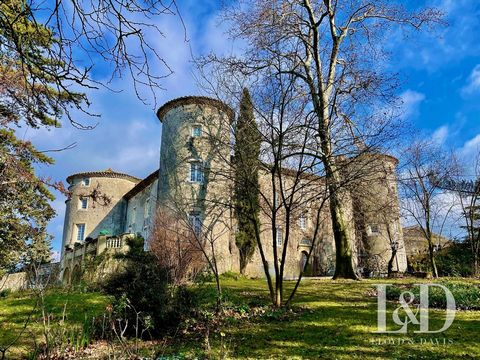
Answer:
62, 267, 71, 284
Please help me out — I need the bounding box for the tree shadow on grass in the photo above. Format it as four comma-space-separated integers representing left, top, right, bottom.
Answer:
215, 279, 480, 359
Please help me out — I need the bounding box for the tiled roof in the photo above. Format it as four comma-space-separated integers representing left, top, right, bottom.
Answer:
123, 169, 159, 200
66, 169, 141, 184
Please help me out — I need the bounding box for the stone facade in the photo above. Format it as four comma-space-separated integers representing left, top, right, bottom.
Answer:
402, 226, 451, 268
60, 96, 408, 282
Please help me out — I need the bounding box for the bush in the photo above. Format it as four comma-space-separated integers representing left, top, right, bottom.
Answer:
100, 236, 197, 337
221, 271, 243, 281
385, 282, 480, 310
194, 269, 216, 284
0, 289, 11, 298
435, 241, 473, 277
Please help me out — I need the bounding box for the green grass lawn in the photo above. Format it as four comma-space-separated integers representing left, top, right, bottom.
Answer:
0, 289, 110, 358
169, 277, 480, 360
0, 278, 479, 359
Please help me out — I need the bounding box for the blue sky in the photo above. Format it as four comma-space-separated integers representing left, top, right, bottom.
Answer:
23, 0, 480, 258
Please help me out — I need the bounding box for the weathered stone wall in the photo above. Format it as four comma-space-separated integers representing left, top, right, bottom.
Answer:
0, 272, 28, 292
61, 173, 139, 281
62, 234, 131, 284
125, 178, 158, 239
242, 170, 341, 279
157, 98, 239, 274
59, 96, 408, 282
346, 154, 408, 275
62, 174, 139, 249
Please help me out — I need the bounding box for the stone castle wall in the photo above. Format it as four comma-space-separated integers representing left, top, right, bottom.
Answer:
157, 98, 239, 274
125, 178, 158, 239
61, 173, 139, 281
60, 96, 407, 282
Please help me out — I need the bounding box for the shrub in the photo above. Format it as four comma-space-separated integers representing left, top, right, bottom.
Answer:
100, 236, 198, 337
221, 271, 243, 281
435, 241, 473, 277
385, 282, 480, 310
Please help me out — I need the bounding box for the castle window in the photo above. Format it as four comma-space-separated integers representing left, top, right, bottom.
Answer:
144, 198, 150, 218
130, 206, 137, 230
274, 190, 281, 207
192, 125, 202, 138
81, 178, 90, 186
188, 213, 202, 235
76, 224, 86, 241
276, 227, 283, 247
79, 197, 88, 210
300, 238, 312, 246
189, 162, 204, 183
369, 224, 380, 235
299, 215, 306, 230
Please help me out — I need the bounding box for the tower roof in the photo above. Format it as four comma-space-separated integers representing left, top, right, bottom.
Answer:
66, 169, 141, 184
156, 96, 234, 122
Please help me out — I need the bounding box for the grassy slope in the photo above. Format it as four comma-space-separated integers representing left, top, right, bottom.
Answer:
0, 279, 478, 359
179, 277, 480, 360
0, 289, 110, 358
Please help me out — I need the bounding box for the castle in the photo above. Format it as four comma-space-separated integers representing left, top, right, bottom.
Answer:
60, 96, 408, 283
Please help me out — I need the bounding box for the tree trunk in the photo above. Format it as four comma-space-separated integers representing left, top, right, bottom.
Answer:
387, 249, 397, 277
239, 249, 247, 275
319, 130, 358, 280
274, 281, 282, 307
473, 256, 479, 277
330, 191, 359, 280
214, 272, 222, 311
427, 242, 439, 278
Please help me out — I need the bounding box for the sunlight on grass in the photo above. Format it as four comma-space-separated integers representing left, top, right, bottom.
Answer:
0, 278, 478, 359
0, 289, 110, 358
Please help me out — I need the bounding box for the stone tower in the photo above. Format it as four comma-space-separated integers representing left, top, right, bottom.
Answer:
61, 170, 140, 260
348, 154, 408, 274
156, 96, 239, 272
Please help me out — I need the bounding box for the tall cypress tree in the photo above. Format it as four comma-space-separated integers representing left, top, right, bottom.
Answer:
234, 88, 261, 274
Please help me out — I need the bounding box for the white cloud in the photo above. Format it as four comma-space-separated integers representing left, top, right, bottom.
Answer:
432, 125, 449, 145
461, 64, 480, 96
386, 0, 480, 72
457, 134, 480, 177
459, 133, 480, 160
399, 90, 425, 119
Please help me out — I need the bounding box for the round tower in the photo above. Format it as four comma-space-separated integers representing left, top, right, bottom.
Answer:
350, 153, 408, 275
61, 169, 140, 259
156, 96, 237, 272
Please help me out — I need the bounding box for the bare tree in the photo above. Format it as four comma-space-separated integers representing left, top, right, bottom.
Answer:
199, 0, 443, 279
196, 68, 343, 306
164, 200, 230, 310
148, 208, 204, 285
447, 152, 480, 276
194, 12, 412, 305
400, 141, 457, 278
1, 0, 182, 121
